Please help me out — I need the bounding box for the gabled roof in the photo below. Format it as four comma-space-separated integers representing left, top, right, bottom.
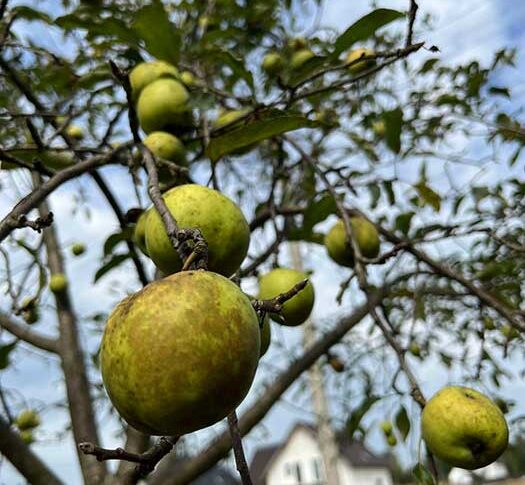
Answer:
249, 422, 391, 485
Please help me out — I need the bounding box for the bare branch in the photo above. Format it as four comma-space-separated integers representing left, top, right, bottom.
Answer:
227, 411, 253, 485
252, 279, 309, 314
0, 310, 59, 353
406, 0, 419, 47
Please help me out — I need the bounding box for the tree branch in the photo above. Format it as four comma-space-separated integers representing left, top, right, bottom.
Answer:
0, 311, 59, 353
227, 411, 253, 485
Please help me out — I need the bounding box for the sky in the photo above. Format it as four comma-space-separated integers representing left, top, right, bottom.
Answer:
0, 1, 524, 484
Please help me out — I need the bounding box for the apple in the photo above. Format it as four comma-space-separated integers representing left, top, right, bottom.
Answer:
15, 410, 40, 431
71, 243, 86, 256
290, 49, 315, 70
136, 78, 193, 134
501, 324, 519, 340
409, 342, 421, 357
346, 48, 376, 75
324, 217, 380, 267
258, 268, 315, 326
129, 60, 179, 101
143, 131, 187, 188
145, 184, 250, 276
259, 315, 271, 357
100, 270, 260, 435
19, 430, 35, 445
180, 71, 197, 87
262, 52, 284, 75
386, 434, 397, 447
380, 421, 393, 435
49, 273, 68, 293
372, 120, 386, 137
2, 150, 75, 171
422, 386, 509, 469
133, 209, 150, 256
66, 125, 84, 140
288, 37, 307, 51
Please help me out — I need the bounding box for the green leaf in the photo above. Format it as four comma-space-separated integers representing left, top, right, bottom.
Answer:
383, 180, 396, 205
414, 182, 441, 212
384, 108, 403, 153
94, 253, 130, 283
395, 212, 414, 236
207, 112, 319, 161
395, 406, 410, 441
0, 341, 17, 370
132, 0, 181, 65
332, 9, 405, 58
12, 6, 52, 23
489, 86, 511, 98
103, 228, 133, 258
302, 195, 337, 232
212, 50, 254, 91
412, 464, 437, 485
345, 395, 380, 439
419, 58, 439, 74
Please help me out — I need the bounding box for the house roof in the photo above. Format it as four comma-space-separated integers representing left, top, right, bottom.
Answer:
249, 422, 391, 485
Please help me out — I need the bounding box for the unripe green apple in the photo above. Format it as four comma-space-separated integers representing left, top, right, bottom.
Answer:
422, 386, 508, 469
372, 120, 386, 137
19, 430, 35, 445
324, 217, 380, 267
38, 151, 76, 170
346, 48, 376, 75
71, 243, 86, 256
409, 342, 421, 357
101, 270, 260, 435
136, 78, 192, 134
49, 273, 68, 293
259, 315, 271, 357
262, 52, 284, 75
129, 60, 179, 101
133, 209, 150, 256
380, 420, 393, 435
15, 410, 40, 431
386, 434, 397, 447
145, 184, 250, 276
258, 268, 315, 326
180, 71, 197, 87
66, 125, 84, 140
288, 37, 307, 51
143, 131, 186, 165
290, 49, 315, 70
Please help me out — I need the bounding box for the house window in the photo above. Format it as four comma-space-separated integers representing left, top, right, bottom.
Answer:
312, 457, 323, 481
284, 462, 303, 483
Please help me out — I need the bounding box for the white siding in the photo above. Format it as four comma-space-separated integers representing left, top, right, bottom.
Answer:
265, 427, 393, 485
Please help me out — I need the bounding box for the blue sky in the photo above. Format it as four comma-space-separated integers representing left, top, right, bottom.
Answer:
0, 1, 524, 483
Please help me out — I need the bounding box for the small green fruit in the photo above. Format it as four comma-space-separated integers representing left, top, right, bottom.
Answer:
259, 315, 271, 357
133, 209, 150, 257
145, 184, 250, 276
346, 48, 376, 75
49, 273, 68, 293
372, 120, 386, 137
290, 49, 315, 70
143, 132, 186, 165
15, 410, 40, 431
386, 434, 397, 447
409, 342, 421, 357
422, 386, 509, 469
71, 243, 86, 256
262, 52, 284, 75
137, 78, 192, 134
101, 270, 260, 435
258, 268, 315, 326
288, 37, 307, 51
66, 125, 84, 140
380, 421, 393, 435
129, 61, 179, 101
180, 71, 197, 87
19, 430, 35, 445
501, 324, 519, 340
324, 217, 380, 267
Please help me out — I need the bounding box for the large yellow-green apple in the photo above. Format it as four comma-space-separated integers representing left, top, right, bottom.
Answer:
100, 270, 260, 435
143, 131, 187, 187
49, 273, 68, 293
259, 315, 271, 357
133, 209, 150, 256
15, 410, 40, 431
346, 48, 375, 75
145, 184, 250, 276
324, 217, 380, 267
422, 386, 509, 469
262, 52, 284, 75
137, 78, 193, 134
258, 268, 314, 326
290, 49, 315, 70
129, 60, 179, 101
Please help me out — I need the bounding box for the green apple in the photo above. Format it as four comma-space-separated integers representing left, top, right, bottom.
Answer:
259, 315, 271, 357
136, 78, 193, 134
386, 434, 397, 447
71, 243, 86, 256
422, 386, 509, 469
19, 430, 35, 445
180, 71, 197, 87
143, 131, 186, 165
409, 342, 421, 357
288, 37, 307, 51
129, 60, 179, 101
145, 184, 250, 276
15, 410, 40, 431
380, 420, 393, 435
290, 49, 315, 70
324, 217, 380, 267
501, 324, 519, 340
372, 120, 386, 137
66, 125, 84, 140
49, 273, 68, 293
133, 209, 150, 256
262, 52, 284, 75
101, 270, 260, 435
346, 48, 376, 75
258, 268, 315, 326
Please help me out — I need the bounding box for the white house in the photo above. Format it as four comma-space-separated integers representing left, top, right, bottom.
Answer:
250, 423, 393, 485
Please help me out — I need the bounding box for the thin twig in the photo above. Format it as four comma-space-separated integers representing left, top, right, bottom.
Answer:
406, 0, 419, 48
252, 279, 309, 314
227, 411, 253, 485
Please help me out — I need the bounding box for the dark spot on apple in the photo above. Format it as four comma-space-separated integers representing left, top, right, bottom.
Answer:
467, 439, 485, 458
463, 391, 476, 399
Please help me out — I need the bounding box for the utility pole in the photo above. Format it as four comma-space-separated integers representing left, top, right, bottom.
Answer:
289, 242, 341, 485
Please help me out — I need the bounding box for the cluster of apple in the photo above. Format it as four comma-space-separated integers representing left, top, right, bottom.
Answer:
14, 409, 40, 445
